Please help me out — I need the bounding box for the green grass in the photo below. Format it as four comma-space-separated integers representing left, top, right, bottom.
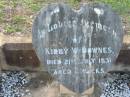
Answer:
0, 0, 130, 34
0, 1, 6, 9
0, 13, 5, 22
68, 0, 81, 7
96, 0, 130, 15
29, 3, 42, 12
23, 0, 45, 12
12, 16, 26, 24
5, 25, 17, 34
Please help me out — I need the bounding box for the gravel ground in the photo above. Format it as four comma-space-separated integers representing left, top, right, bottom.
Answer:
99, 72, 130, 97
0, 71, 53, 97
0, 71, 31, 97
1, 71, 130, 97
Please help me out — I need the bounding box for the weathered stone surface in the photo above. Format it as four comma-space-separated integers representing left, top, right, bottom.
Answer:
32, 3, 124, 93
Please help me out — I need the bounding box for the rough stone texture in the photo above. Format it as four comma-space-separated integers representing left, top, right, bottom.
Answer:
32, 3, 124, 93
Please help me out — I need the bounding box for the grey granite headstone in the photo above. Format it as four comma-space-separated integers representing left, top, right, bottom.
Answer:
32, 3, 124, 93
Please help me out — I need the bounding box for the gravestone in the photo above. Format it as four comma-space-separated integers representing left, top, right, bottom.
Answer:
32, 3, 124, 93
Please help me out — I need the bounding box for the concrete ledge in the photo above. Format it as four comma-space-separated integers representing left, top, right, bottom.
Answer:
1, 43, 44, 71
116, 49, 130, 65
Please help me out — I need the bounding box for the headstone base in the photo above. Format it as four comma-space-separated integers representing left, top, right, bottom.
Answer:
60, 84, 94, 96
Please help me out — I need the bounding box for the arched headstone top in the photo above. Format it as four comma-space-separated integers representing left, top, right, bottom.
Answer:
32, 3, 124, 93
